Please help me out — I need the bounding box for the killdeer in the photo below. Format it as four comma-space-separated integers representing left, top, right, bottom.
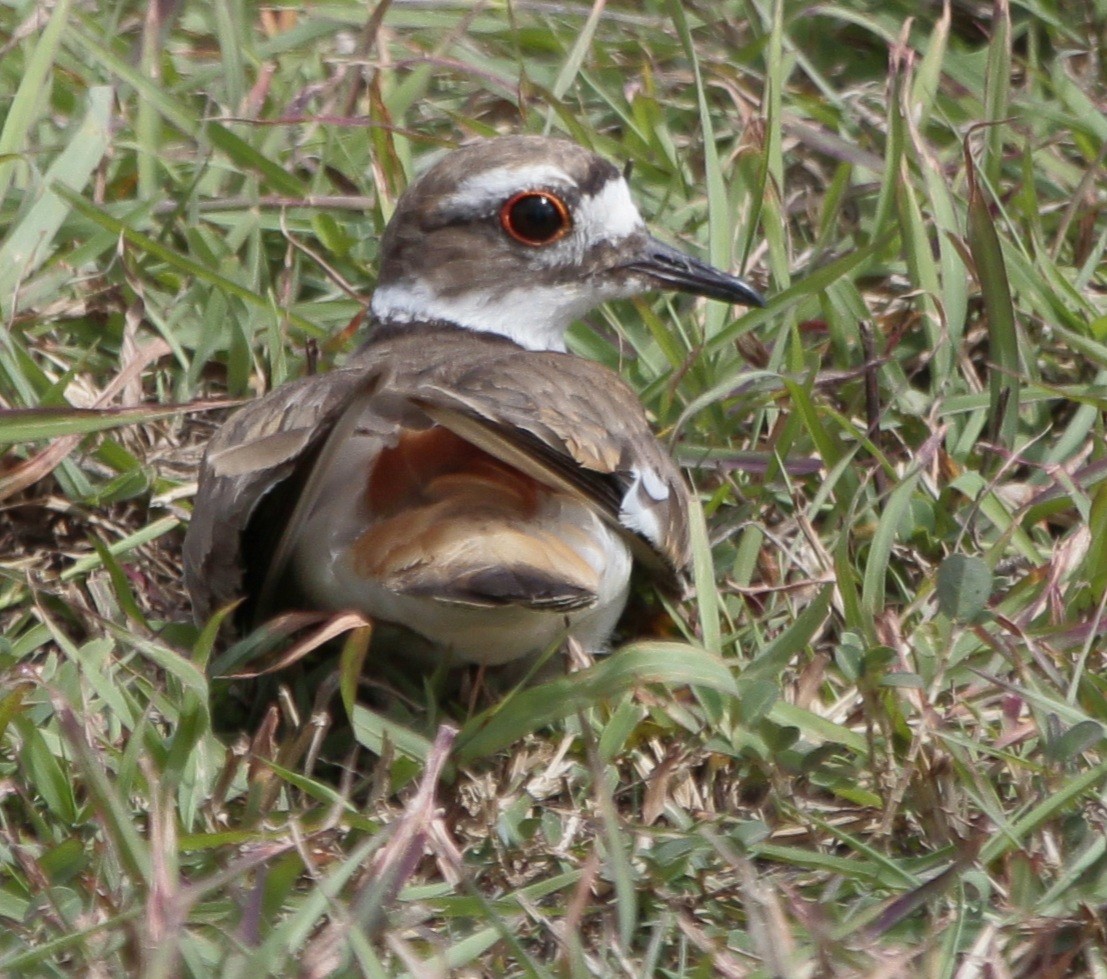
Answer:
183, 135, 763, 669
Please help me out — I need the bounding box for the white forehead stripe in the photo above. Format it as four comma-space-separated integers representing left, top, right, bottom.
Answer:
442, 164, 574, 213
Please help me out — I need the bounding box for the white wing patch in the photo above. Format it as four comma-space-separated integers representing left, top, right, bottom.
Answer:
618, 465, 670, 547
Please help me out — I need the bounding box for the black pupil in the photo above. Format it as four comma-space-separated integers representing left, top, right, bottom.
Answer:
509, 194, 564, 242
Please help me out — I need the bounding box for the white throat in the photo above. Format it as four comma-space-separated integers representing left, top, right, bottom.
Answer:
370, 279, 610, 352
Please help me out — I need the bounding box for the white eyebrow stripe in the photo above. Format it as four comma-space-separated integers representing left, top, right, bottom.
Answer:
441, 164, 575, 213
443, 169, 646, 249
574, 177, 644, 243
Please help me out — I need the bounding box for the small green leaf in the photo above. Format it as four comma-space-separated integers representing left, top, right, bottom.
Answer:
1045, 720, 1105, 764
936, 554, 994, 622
737, 678, 778, 726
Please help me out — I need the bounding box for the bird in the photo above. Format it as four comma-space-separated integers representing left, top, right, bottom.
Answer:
183, 135, 763, 673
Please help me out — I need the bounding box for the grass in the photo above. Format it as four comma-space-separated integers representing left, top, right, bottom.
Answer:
2, 0, 1107, 974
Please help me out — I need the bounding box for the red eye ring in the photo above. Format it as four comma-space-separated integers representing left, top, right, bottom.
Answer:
499, 191, 572, 246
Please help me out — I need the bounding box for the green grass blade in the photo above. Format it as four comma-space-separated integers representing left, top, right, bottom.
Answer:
0, 0, 73, 203
965, 143, 1020, 457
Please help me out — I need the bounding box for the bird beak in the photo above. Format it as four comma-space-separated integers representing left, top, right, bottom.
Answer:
623, 236, 765, 308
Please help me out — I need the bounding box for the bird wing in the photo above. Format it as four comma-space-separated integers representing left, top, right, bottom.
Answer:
182, 365, 380, 622
184, 328, 693, 625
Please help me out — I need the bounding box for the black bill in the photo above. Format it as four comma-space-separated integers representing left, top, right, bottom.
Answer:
625, 236, 765, 308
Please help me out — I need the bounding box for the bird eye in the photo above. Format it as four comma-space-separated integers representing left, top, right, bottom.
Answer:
500, 191, 571, 246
